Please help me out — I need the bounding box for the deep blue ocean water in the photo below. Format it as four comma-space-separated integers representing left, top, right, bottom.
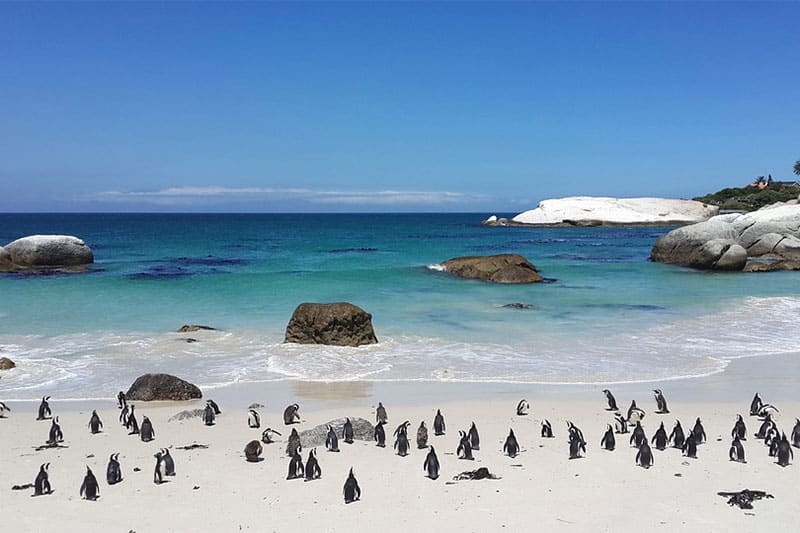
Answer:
2, 213, 800, 399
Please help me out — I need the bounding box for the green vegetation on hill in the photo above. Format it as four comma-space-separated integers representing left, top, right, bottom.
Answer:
694, 182, 799, 211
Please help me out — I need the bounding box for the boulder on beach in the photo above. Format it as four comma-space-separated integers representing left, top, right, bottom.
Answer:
284, 302, 378, 347
126, 373, 202, 401
651, 203, 800, 271
439, 254, 543, 284
177, 325, 217, 333
0, 357, 15, 370
299, 417, 375, 447
0, 235, 94, 273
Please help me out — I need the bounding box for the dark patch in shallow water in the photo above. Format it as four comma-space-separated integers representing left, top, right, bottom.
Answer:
585, 303, 667, 312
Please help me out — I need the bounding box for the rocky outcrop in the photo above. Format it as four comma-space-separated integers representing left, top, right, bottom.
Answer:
0, 357, 15, 370
511, 197, 718, 226
126, 373, 202, 401
651, 203, 800, 271
0, 235, 93, 272
177, 325, 217, 333
439, 254, 543, 283
284, 303, 378, 347
299, 417, 375, 447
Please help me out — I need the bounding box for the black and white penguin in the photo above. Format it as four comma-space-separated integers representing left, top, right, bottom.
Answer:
394, 422, 410, 457
304, 448, 322, 481
261, 427, 281, 444
126, 405, 139, 435
34, 463, 52, 496
374, 421, 386, 447
636, 441, 654, 468
758, 403, 780, 418
79, 466, 100, 501
653, 389, 669, 414
119, 403, 129, 426
732, 414, 747, 441
682, 433, 698, 458
627, 400, 645, 424
47, 416, 63, 445
343, 468, 361, 504
116, 391, 126, 410
140, 416, 155, 442
88, 410, 103, 434
283, 403, 300, 425
504, 428, 519, 457
244, 440, 263, 462
153, 451, 165, 484
756, 414, 775, 439
614, 414, 628, 434
203, 401, 216, 426
692, 417, 706, 444
749, 392, 763, 416
0, 401, 10, 418
792, 418, 800, 448
423, 446, 440, 480
630, 422, 646, 449
729, 435, 746, 463
416, 421, 428, 449
541, 419, 553, 438
342, 418, 355, 444
468, 422, 480, 451
569, 431, 586, 459
207, 399, 221, 415
286, 428, 302, 456
286, 449, 304, 480
516, 399, 530, 416
248, 409, 261, 429
602, 389, 618, 411
376, 402, 388, 424
457, 430, 474, 460
777, 433, 793, 467
652, 421, 668, 450
162, 448, 175, 476
601, 424, 615, 451
37, 396, 52, 421
106, 453, 122, 485
325, 425, 340, 452
567, 421, 585, 446
433, 409, 446, 436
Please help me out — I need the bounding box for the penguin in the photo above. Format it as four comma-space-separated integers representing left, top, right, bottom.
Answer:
116, 391, 126, 410
283, 403, 300, 425
653, 389, 669, 414
627, 400, 645, 424
79, 466, 100, 501
342, 418, 355, 444
636, 441, 654, 468
304, 448, 321, 481
207, 399, 222, 415
692, 417, 706, 444
286, 449, 304, 480
433, 409, 446, 436
768, 431, 780, 457
140, 416, 155, 442
732, 414, 747, 441
343, 467, 361, 504
126, 405, 139, 435
759, 403, 780, 418
376, 402, 388, 424
777, 433, 793, 467
416, 421, 428, 449
729, 435, 746, 463
756, 414, 774, 439
651, 421, 668, 451
602, 389, 618, 411
374, 420, 386, 447
244, 440, 263, 462
516, 399, 530, 416
248, 409, 261, 429
457, 430, 474, 460
119, 403, 129, 425
34, 463, 52, 496
630, 422, 646, 448
203, 401, 216, 426
569, 431, 586, 459
47, 416, 63, 445
792, 418, 800, 448
504, 428, 520, 458
468, 422, 480, 451
394, 422, 410, 457
669, 420, 686, 449
37, 396, 52, 420
261, 427, 281, 444
749, 392, 763, 416
682, 433, 698, 458
423, 446, 440, 480
88, 410, 103, 434
601, 424, 616, 451
162, 448, 175, 476
106, 453, 122, 485
153, 451, 166, 484
286, 428, 302, 456
541, 419, 553, 438
567, 421, 585, 446
0, 401, 10, 418
614, 414, 628, 434
325, 425, 340, 452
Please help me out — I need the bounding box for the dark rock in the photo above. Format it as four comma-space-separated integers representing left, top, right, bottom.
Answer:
168, 409, 205, 422
299, 417, 375, 447
177, 325, 216, 333
440, 254, 543, 284
0, 357, 15, 370
502, 303, 534, 310
126, 373, 202, 401
0, 235, 93, 273
284, 302, 378, 347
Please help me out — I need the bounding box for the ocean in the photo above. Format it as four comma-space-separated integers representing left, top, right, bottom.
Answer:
1, 213, 799, 400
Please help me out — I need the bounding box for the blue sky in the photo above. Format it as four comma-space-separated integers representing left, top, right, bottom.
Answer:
1, 2, 798, 212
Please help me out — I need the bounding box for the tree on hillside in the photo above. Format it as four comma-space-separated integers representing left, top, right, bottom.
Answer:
794, 159, 800, 176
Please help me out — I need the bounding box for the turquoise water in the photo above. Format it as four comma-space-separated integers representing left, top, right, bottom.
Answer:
2, 213, 800, 399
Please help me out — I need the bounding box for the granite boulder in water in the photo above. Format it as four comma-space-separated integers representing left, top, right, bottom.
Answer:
284, 302, 378, 347
0, 235, 93, 273
0, 357, 15, 370
126, 373, 202, 401
440, 254, 543, 283
299, 417, 375, 447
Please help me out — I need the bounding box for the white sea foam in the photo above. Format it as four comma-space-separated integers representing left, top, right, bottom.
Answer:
426, 263, 445, 272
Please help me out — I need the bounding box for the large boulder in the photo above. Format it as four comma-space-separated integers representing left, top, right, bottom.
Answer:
126, 373, 202, 401
0, 357, 15, 370
652, 203, 800, 271
299, 417, 375, 447
439, 254, 543, 283
284, 303, 378, 347
0, 235, 93, 272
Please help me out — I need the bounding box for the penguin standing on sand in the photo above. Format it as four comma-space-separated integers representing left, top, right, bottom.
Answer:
516, 399, 530, 416
286, 449, 304, 480
683, 433, 698, 458
47, 416, 63, 445
248, 409, 260, 429
416, 421, 428, 449
636, 441, 654, 468
423, 446, 440, 479
261, 427, 281, 444
119, 403, 129, 426
756, 414, 775, 439
117, 391, 126, 410
162, 448, 175, 476
614, 414, 628, 434
669, 420, 686, 449
777, 433, 793, 467
126, 405, 139, 435
34, 463, 52, 496
374, 421, 386, 447
569, 431, 586, 459
106, 453, 122, 485
286, 428, 302, 456
376, 402, 388, 424
79, 467, 100, 501
468, 422, 480, 451
88, 410, 103, 434
653, 390, 669, 414
732, 415, 747, 441
140, 416, 155, 442
325, 425, 340, 452
750, 393, 763, 416
601, 424, 615, 451
394, 422, 410, 457
343, 468, 361, 504
457, 430, 474, 460
627, 401, 645, 424
504, 428, 520, 457
244, 440, 263, 462
433, 409, 446, 436
541, 419, 553, 438
153, 451, 166, 484
792, 419, 800, 448
652, 422, 668, 450
37, 396, 52, 420
729, 436, 746, 463
304, 449, 321, 481
630, 422, 646, 448
602, 389, 618, 411
692, 418, 706, 444
203, 401, 216, 426
283, 403, 300, 425
207, 399, 221, 415
342, 418, 355, 444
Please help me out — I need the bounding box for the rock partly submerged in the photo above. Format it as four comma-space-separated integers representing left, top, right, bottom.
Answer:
0, 235, 94, 273
0, 357, 15, 370
284, 302, 378, 347
126, 373, 203, 401
177, 325, 217, 333
485, 197, 718, 227
651, 202, 800, 271
438, 254, 543, 284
